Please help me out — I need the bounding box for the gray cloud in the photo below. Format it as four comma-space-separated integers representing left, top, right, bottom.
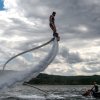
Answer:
60, 47, 82, 64
81, 65, 100, 73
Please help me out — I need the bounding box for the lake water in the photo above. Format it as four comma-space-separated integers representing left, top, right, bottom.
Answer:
0, 85, 98, 100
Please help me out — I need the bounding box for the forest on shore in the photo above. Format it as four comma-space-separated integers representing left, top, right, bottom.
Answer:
27, 73, 100, 85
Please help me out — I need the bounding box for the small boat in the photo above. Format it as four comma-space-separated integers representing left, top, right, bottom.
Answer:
92, 91, 100, 98
82, 90, 100, 98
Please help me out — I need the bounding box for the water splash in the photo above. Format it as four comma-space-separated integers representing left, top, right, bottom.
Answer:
0, 38, 58, 90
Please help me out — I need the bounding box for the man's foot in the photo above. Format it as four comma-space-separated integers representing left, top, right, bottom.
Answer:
53, 33, 60, 41
57, 36, 60, 41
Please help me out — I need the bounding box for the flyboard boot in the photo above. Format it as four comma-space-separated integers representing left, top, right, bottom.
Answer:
53, 32, 60, 41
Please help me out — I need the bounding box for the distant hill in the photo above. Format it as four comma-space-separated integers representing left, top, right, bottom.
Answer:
27, 73, 100, 85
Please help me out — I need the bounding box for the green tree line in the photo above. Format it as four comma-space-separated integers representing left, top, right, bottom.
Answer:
27, 73, 100, 85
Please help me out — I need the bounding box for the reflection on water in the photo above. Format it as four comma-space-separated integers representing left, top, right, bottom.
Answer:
0, 85, 98, 100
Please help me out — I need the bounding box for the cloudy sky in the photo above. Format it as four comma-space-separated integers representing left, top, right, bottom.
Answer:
0, 0, 100, 76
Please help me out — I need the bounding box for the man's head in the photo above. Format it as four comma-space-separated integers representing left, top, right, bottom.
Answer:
52, 11, 56, 16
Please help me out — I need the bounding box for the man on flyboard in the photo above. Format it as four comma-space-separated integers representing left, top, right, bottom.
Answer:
49, 11, 60, 41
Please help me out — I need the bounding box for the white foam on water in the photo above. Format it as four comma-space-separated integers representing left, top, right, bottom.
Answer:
15, 94, 46, 99
0, 39, 58, 90
47, 94, 64, 99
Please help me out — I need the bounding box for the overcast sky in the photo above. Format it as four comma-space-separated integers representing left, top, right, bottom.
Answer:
0, 0, 100, 76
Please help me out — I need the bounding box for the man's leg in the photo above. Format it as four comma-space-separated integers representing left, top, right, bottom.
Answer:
53, 24, 57, 33
50, 24, 56, 33
50, 24, 60, 41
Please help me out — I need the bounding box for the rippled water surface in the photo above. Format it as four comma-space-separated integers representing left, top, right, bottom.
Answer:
0, 85, 98, 100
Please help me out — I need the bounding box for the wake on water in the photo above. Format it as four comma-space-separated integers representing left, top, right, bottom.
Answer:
0, 38, 58, 91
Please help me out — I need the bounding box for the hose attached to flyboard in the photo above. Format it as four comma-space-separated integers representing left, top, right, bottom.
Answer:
23, 82, 49, 95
